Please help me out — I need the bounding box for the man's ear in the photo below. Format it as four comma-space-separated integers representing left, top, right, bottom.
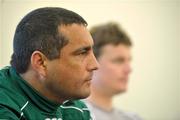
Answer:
30, 51, 48, 77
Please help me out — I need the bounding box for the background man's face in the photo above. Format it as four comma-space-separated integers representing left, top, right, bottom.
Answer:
45, 24, 98, 100
92, 44, 132, 96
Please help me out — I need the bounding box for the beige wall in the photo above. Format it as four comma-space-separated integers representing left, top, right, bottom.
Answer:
0, 0, 180, 119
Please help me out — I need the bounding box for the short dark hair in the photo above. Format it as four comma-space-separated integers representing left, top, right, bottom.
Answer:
10, 7, 87, 73
90, 22, 132, 58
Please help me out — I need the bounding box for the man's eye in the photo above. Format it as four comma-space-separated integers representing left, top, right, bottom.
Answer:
111, 59, 124, 64
79, 51, 88, 55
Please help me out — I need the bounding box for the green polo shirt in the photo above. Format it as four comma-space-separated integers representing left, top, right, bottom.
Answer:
0, 66, 92, 120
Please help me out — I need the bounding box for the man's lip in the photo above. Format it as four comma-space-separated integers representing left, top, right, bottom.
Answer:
119, 77, 128, 81
86, 73, 93, 81
85, 78, 92, 81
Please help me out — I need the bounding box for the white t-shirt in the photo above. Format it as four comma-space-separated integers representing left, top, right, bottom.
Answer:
85, 101, 143, 120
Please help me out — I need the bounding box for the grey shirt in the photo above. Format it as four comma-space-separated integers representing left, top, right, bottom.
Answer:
85, 101, 143, 120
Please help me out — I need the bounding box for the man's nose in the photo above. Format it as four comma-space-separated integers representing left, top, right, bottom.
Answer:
124, 63, 132, 75
87, 52, 99, 71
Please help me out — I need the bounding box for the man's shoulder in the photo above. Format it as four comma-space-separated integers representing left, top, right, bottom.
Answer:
84, 100, 143, 120
114, 108, 143, 120
0, 66, 11, 80
0, 91, 22, 119
0, 66, 16, 88
0, 67, 25, 117
0, 104, 20, 120
0, 88, 22, 112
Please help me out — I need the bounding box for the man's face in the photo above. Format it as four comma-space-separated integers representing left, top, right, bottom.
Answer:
45, 24, 98, 101
92, 44, 132, 96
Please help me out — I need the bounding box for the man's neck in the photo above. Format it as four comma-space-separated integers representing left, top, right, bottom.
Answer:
20, 70, 65, 104
87, 86, 113, 111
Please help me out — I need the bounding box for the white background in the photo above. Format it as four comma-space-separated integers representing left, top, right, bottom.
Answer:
0, 0, 180, 119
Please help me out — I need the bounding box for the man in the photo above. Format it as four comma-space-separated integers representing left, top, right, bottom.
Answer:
86, 22, 142, 120
0, 7, 99, 120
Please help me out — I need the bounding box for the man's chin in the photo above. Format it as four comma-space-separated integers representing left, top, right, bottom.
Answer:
73, 91, 91, 100
115, 88, 127, 95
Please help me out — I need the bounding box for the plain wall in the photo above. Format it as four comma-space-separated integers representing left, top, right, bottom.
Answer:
0, 0, 180, 120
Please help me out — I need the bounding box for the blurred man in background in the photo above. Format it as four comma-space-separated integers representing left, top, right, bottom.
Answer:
86, 22, 142, 120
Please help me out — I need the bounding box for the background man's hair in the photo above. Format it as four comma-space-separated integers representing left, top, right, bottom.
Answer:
10, 7, 87, 73
90, 22, 132, 58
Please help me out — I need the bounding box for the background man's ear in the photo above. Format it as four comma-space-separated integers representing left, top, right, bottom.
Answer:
30, 51, 47, 77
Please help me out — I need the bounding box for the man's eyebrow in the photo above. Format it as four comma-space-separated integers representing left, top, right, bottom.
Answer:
72, 46, 92, 54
